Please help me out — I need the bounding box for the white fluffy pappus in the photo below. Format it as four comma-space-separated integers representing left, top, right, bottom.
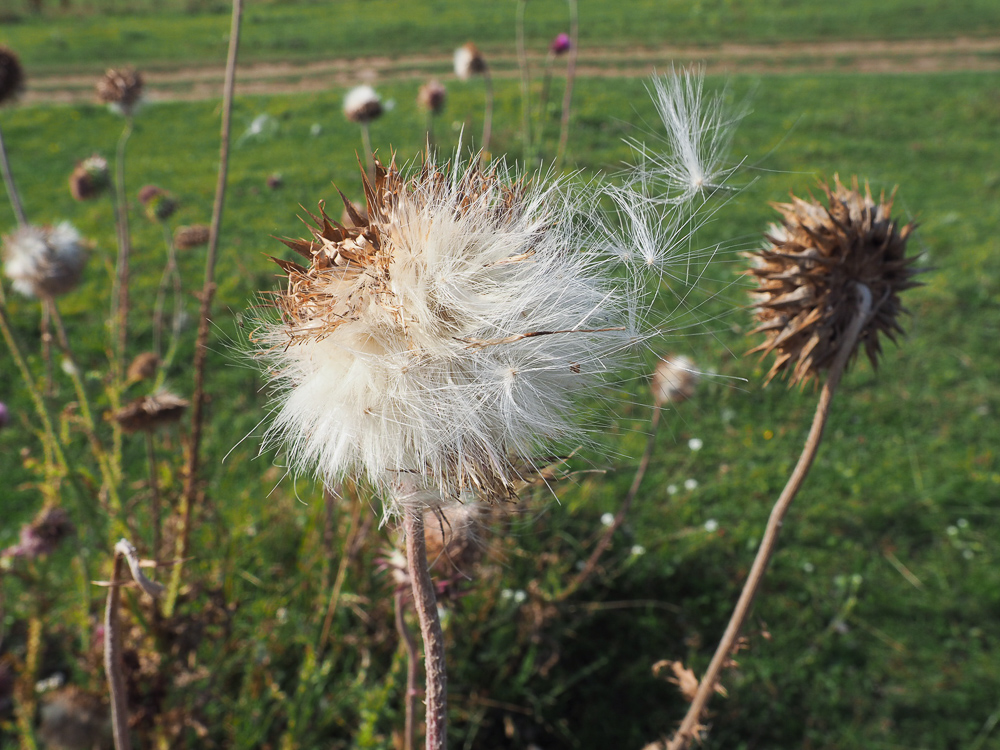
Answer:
253, 156, 644, 515
453, 43, 487, 81
343, 85, 383, 124
2, 222, 87, 299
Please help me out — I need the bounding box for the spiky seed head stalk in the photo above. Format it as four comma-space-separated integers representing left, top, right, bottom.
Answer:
112, 391, 189, 433
417, 80, 447, 115
454, 43, 487, 81
68, 155, 110, 201
651, 354, 699, 406
252, 155, 638, 514
173, 224, 210, 250
343, 85, 383, 125
746, 175, 920, 386
2, 223, 87, 299
0, 47, 25, 106
96, 67, 144, 117
137, 184, 177, 222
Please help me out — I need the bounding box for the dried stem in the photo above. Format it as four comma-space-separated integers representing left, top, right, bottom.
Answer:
145, 432, 161, 559
111, 116, 134, 376
395, 590, 420, 750
165, 0, 243, 617
515, 0, 533, 163
40, 300, 53, 396
558, 404, 662, 601
555, 0, 578, 170
402, 492, 448, 750
666, 284, 873, 750
0, 122, 27, 227
360, 122, 375, 184
152, 223, 181, 363
480, 67, 493, 166
318, 490, 362, 654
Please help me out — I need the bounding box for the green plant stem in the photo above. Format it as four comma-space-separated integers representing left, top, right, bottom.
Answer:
360, 122, 375, 184
146, 432, 161, 559
515, 0, 533, 164
401, 487, 448, 750
0, 122, 27, 227
666, 283, 873, 750
165, 0, 243, 618
152, 222, 182, 368
555, 0, 578, 170
317, 490, 362, 655
480, 67, 493, 166
558, 403, 662, 601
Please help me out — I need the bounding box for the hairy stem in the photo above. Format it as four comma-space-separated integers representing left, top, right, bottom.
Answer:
0, 123, 27, 227
666, 284, 873, 750
165, 0, 243, 617
395, 590, 420, 750
402, 495, 448, 750
105, 551, 132, 750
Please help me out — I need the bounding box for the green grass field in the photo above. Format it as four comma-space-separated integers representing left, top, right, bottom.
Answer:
1, 17, 999, 750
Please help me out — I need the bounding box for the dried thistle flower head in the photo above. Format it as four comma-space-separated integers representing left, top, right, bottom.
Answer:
68, 154, 110, 201
424, 501, 487, 578
339, 199, 368, 228
1, 506, 75, 560
253, 155, 638, 513
112, 391, 189, 433
343, 85, 383, 124
138, 184, 177, 222
417, 80, 447, 115
127, 351, 160, 382
0, 46, 25, 106
2, 223, 87, 299
747, 175, 920, 386
96, 67, 144, 116
454, 43, 487, 81
651, 354, 699, 406
173, 224, 210, 250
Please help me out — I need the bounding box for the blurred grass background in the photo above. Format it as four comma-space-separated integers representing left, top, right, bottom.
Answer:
1, 3, 999, 749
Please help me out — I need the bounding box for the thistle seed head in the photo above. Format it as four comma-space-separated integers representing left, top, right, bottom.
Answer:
651, 354, 699, 406
343, 85, 383, 124
454, 43, 487, 81
2, 506, 75, 560
68, 155, 110, 201
0, 46, 25, 106
138, 185, 178, 222
746, 176, 920, 386
126, 352, 160, 382
417, 80, 447, 115
2, 223, 87, 299
174, 224, 210, 250
112, 391, 189, 433
96, 67, 144, 116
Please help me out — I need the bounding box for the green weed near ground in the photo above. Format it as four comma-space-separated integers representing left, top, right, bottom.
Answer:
1, 70, 999, 748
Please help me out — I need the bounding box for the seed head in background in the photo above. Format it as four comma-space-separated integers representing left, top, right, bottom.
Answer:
96, 67, 144, 117
253, 156, 641, 514
138, 184, 178, 222
652, 354, 699, 407
69, 154, 110, 201
747, 175, 921, 386
0, 47, 25, 106
112, 391, 189, 433
417, 80, 447, 115
173, 224, 210, 250
550, 33, 572, 56
343, 85, 383, 125
2, 223, 88, 299
454, 43, 488, 81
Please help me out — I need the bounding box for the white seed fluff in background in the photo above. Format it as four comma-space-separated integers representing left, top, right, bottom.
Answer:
453, 43, 488, 81
343, 85, 383, 124
251, 70, 744, 517
2, 222, 87, 299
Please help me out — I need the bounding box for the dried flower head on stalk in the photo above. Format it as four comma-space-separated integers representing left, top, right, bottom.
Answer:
2, 223, 87, 299
453, 43, 487, 81
652, 354, 699, 406
96, 67, 144, 117
747, 176, 920, 386
253, 156, 643, 514
69, 155, 110, 201
1, 506, 75, 560
0, 47, 25, 106
127, 352, 160, 382
112, 391, 189, 433
138, 184, 178, 222
173, 224, 210, 250
418, 80, 447, 115
343, 85, 383, 125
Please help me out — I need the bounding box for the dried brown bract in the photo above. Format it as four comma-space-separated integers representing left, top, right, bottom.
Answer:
96, 67, 144, 116
746, 176, 920, 386
0, 46, 25, 106
112, 391, 189, 433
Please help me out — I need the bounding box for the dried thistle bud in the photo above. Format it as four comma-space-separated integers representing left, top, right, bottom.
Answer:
453, 42, 487, 81
746, 176, 920, 386
2, 223, 88, 299
127, 352, 160, 382
0, 46, 25, 106
68, 154, 110, 201
112, 391, 189, 433
343, 85, 383, 124
137, 184, 177, 222
96, 67, 144, 116
2, 506, 75, 559
651, 354, 699, 406
174, 224, 210, 250
417, 80, 447, 115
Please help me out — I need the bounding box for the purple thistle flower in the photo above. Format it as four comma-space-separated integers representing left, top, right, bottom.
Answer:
550, 33, 571, 55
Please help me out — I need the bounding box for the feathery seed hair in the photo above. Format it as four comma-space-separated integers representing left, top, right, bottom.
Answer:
254, 155, 638, 513
0, 47, 25, 106
96, 67, 144, 116
651, 354, 699, 406
747, 175, 920, 386
2, 223, 87, 299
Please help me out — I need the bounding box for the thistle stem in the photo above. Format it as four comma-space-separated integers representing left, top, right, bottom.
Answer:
145, 432, 161, 559
0, 123, 27, 227
554, 0, 578, 170
402, 498, 448, 750
666, 284, 873, 750
480, 67, 494, 166
395, 590, 420, 750
558, 403, 662, 601
360, 122, 375, 184
165, 0, 243, 618
105, 549, 132, 750
515, 0, 532, 164
111, 116, 134, 374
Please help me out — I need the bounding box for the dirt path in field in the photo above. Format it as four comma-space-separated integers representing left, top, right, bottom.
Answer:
21, 36, 1000, 105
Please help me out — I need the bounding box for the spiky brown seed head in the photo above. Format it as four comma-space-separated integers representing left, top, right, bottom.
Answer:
746, 175, 920, 386
417, 80, 447, 114
174, 224, 210, 250
0, 47, 25, 106
651, 354, 699, 406
96, 67, 144, 116
68, 155, 110, 201
112, 391, 189, 433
